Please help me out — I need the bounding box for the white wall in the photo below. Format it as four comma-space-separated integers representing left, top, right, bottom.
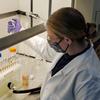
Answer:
33, 0, 49, 20
75, 0, 94, 22
18, 0, 30, 12
0, 0, 30, 14
51, 0, 72, 14
0, 0, 18, 14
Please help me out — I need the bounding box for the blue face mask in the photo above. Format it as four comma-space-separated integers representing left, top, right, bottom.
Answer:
47, 37, 69, 53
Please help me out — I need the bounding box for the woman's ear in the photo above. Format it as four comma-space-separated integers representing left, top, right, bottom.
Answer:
64, 37, 72, 45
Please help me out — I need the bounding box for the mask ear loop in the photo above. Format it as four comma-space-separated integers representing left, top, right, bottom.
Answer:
62, 44, 69, 53
56, 37, 70, 53
61, 37, 70, 53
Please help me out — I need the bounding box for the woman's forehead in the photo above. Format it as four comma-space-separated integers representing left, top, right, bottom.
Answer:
47, 28, 58, 38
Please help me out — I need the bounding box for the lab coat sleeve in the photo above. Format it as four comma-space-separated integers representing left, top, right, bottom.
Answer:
25, 36, 58, 62
74, 70, 100, 100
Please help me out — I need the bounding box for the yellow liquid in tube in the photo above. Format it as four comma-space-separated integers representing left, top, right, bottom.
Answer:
22, 74, 29, 89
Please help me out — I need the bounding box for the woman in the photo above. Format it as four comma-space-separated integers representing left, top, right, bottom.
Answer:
40, 7, 100, 100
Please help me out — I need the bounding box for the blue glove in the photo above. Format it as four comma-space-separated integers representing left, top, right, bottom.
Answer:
8, 19, 22, 33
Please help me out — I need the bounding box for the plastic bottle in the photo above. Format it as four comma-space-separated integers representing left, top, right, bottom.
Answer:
9, 47, 17, 65
0, 51, 6, 72
0, 52, 2, 71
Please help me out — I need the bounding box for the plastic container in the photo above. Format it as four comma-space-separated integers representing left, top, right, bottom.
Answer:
22, 73, 29, 89
8, 47, 17, 65
0, 52, 2, 71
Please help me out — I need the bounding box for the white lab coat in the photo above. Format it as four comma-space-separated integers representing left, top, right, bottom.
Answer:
40, 47, 100, 100
25, 32, 59, 62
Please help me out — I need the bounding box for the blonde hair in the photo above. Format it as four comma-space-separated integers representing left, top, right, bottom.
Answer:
47, 7, 87, 41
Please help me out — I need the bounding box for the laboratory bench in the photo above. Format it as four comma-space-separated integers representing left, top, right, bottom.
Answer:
1, 92, 40, 100
0, 53, 51, 100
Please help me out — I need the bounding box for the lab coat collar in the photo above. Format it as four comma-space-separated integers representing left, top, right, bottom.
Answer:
50, 46, 94, 78
50, 53, 64, 70
62, 47, 94, 76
